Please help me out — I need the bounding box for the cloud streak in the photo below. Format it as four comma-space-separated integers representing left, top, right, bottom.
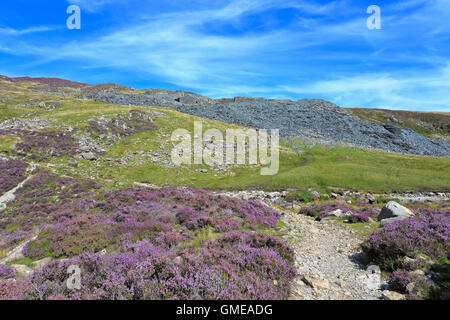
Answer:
0, 26, 52, 36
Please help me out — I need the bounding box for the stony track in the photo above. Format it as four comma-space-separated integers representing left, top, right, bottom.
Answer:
218, 190, 390, 300
281, 211, 386, 300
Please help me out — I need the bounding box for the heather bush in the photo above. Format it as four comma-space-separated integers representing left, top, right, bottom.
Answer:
176, 206, 211, 230
22, 242, 44, 260
0, 170, 102, 253
211, 216, 242, 232
1, 170, 295, 300
15, 130, 78, 159
26, 232, 296, 300
348, 213, 370, 223
388, 269, 412, 293
25, 232, 295, 299
298, 202, 353, 220
363, 209, 450, 271
299, 202, 378, 221
0, 278, 30, 300
0, 265, 16, 279
389, 269, 444, 299
0, 158, 27, 194
356, 206, 379, 218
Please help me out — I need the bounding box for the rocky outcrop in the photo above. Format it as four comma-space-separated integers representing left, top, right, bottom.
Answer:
377, 201, 415, 221
79, 91, 212, 108
176, 99, 450, 157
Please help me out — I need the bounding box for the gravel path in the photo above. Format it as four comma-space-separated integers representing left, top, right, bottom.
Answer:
281, 211, 386, 300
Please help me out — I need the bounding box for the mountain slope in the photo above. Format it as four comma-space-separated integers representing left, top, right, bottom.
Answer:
0, 76, 449, 192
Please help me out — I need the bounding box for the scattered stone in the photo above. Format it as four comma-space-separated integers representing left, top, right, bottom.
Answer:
174, 256, 183, 265
301, 272, 329, 290
381, 290, 404, 300
404, 256, 416, 265
410, 270, 425, 277
281, 210, 384, 300
406, 282, 416, 293
80, 152, 97, 161
309, 191, 320, 199
328, 209, 343, 217
367, 265, 381, 274
365, 193, 376, 203
0, 118, 56, 130
378, 201, 414, 221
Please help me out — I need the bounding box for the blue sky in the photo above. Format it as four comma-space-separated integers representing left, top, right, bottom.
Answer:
0, 0, 449, 111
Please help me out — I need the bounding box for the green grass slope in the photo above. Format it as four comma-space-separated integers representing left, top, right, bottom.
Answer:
1, 79, 449, 193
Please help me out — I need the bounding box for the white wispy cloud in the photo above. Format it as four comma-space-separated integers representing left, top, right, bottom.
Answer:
0, 26, 52, 36
282, 63, 450, 111
1, 0, 449, 111
37, 0, 367, 86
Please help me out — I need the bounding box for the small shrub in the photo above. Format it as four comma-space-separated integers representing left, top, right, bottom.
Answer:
388, 269, 412, 293
363, 209, 450, 271
348, 213, 370, 223
0, 265, 16, 279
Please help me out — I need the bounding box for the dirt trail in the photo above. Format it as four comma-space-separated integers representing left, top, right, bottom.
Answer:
0, 163, 37, 212
281, 211, 386, 300
0, 233, 39, 265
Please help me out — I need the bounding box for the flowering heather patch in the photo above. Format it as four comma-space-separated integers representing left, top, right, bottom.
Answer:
19, 185, 280, 259
0, 171, 293, 299
355, 206, 379, 218
0, 128, 78, 160
298, 203, 352, 219
0, 278, 30, 300
388, 268, 444, 299
8, 76, 89, 88
26, 231, 295, 300
0, 158, 27, 194
0, 170, 102, 251
348, 213, 370, 223
15, 130, 78, 159
388, 269, 412, 293
0, 265, 16, 279
363, 209, 450, 271
298, 202, 377, 221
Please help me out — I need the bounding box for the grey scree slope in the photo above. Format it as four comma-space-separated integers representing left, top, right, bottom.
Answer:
80, 92, 450, 157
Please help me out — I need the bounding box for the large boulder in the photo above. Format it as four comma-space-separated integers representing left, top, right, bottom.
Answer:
377, 201, 414, 221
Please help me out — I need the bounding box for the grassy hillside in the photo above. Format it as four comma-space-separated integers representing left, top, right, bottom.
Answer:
1, 79, 449, 193
347, 107, 450, 139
